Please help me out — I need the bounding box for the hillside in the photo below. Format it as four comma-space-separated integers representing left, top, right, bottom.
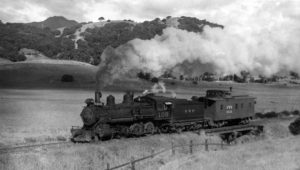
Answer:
26, 16, 78, 30
0, 60, 97, 89
0, 16, 223, 64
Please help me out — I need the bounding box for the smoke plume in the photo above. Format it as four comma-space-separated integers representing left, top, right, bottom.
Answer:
96, 0, 300, 89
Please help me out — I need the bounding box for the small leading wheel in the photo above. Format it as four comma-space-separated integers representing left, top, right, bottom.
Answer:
144, 122, 155, 135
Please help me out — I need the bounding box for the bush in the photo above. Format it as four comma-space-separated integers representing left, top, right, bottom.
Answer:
137, 71, 151, 81
279, 110, 290, 117
61, 74, 74, 82
151, 77, 159, 83
255, 111, 279, 119
292, 110, 300, 116
263, 111, 278, 118
255, 112, 264, 118
289, 117, 300, 135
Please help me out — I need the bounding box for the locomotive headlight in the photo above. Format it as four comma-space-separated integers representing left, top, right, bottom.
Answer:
85, 98, 94, 105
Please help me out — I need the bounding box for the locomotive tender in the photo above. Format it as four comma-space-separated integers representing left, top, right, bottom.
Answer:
71, 89, 255, 142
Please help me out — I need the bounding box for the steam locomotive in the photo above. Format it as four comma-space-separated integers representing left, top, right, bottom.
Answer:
71, 89, 256, 142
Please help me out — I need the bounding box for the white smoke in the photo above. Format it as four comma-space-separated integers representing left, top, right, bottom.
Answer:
142, 81, 166, 94
142, 81, 177, 98
151, 81, 166, 93
126, 24, 299, 77
96, 0, 300, 89
128, 0, 300, 76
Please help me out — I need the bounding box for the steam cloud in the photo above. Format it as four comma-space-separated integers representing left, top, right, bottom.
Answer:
96, 0, 300, 89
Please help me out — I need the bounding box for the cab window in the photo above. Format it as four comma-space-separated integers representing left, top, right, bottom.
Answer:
164, 102, 173, 110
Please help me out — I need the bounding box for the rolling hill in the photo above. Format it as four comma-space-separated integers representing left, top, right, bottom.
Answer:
26, 16, 78, 30
0, 16, 223, 64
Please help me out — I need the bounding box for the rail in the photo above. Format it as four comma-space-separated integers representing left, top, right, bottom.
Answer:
0, 141, 71, 154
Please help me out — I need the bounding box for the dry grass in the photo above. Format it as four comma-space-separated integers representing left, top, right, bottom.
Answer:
161, 118, 300, 170
1, 74, 300, 169
1, 132, 221, 170
161, 136, 300, 170
1, 118, 298, 170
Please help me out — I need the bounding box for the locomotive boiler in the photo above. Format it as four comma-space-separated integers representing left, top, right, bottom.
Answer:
71, 89, 256, 142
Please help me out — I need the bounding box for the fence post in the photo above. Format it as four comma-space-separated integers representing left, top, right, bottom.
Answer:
189, 140, 193, 154
205, 139, 208, 151
171, 142, 175, 155
151, 148, 154, 158
106, 163, 110, 170
131, 156, 135, 170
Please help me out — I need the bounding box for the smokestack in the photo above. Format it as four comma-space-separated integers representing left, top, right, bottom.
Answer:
95, 90, 102, 104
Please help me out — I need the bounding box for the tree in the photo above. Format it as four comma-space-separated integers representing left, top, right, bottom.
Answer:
180, 75, 184, 80
61, 74, 74, 82
151, 77, 159, 83
240, 70, 250, 82
290, 71, 299, 79
98, 17, 105, 21
289, 117, 300, 135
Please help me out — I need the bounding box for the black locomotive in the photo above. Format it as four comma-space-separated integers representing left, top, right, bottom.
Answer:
71, 89, 255, 142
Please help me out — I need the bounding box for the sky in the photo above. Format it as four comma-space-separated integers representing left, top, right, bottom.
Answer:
0, 0, 298, 24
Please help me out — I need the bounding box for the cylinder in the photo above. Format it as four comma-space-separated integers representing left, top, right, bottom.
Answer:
95, 91, 102, 103
106, 95, 115, 106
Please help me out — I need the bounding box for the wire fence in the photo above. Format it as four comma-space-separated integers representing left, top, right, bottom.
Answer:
105, 139, 231, 170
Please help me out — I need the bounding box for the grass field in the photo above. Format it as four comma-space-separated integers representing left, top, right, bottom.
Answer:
1, 61, 300, 170
0, 118, 298, 170
0, 61, 97, 89
1, 81, 300, 147
161, 118, 300, 170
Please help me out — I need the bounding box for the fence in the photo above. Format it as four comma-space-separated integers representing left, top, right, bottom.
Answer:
105, 139, 229, 170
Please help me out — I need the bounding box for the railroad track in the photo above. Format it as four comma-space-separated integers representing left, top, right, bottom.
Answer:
0, 141, 72, 154
0, 123, 264, 154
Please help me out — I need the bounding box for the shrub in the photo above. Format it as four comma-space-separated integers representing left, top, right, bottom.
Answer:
61, 74, 74, 82
151, 77, 159, 83
263, 111, 278, 118
292, 110, 300, 116
289, 117, 300, 135
280, 110, 290, 117
57, 136, 67, 141
255, 112, 264, 118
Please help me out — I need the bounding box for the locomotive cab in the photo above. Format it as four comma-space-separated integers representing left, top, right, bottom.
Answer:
203, 89, 255, 126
